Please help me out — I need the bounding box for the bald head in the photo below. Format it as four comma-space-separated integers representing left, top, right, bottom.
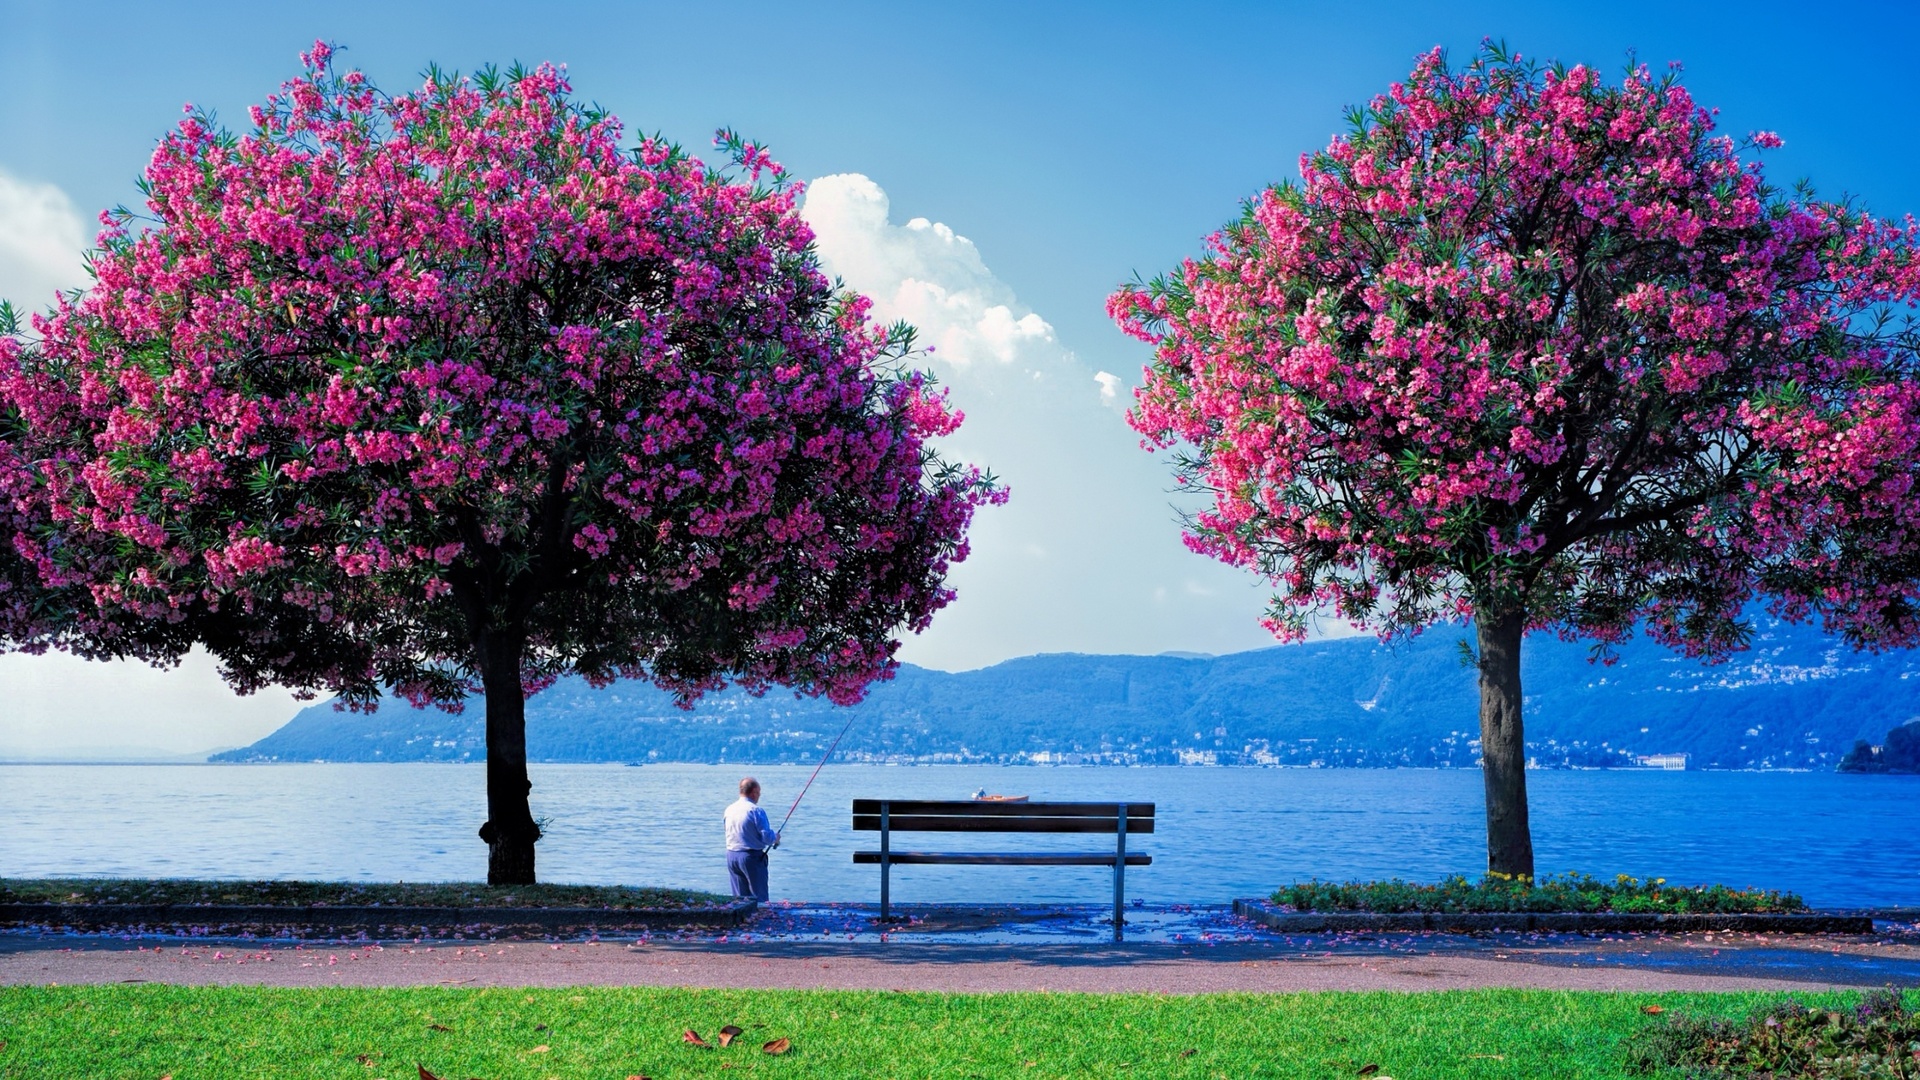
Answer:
739, 777, 761, 801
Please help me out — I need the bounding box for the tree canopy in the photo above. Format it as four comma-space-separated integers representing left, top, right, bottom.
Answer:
1111, 44, 1920, 874
0, 44, 1001, 880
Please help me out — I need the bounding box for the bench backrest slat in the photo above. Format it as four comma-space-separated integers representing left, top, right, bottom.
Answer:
851, 814, 1155, 834
850, 800, 1155, 834
852, 800, 1153, 818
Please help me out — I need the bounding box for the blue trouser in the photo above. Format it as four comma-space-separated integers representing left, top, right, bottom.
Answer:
727, 849, 769, 901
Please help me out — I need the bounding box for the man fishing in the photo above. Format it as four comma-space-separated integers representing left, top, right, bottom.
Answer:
724, 714, 858, 902
724, 777, 781, 902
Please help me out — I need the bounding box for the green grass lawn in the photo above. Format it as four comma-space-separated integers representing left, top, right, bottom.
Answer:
0, 879, 727, 910
0, 985, 1868, 1079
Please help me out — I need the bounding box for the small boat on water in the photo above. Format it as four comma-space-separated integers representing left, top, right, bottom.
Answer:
969, 789, 1028, 802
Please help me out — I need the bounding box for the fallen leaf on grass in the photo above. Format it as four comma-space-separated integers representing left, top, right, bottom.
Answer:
1358, 1066, 1381, 1077
683, 1030, 712, 1048
718, 1025, 745, 1047
1468, 1054, 1505, 1061
418, 1068, 441, 1080
625, 1075, 652, 1080
427, 1023, 453, 1032
1641, 1005, 1666, 1015
529, 1045, 549, 1054
763, 1038, 792, 1056
1179, 1049, 1197, 1058
533, 1023, 549, 1032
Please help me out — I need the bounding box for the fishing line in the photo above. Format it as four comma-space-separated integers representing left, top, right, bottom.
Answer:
777, 710, 859, 836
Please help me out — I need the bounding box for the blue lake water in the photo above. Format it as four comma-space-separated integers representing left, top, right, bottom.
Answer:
0, 764, 1915, 908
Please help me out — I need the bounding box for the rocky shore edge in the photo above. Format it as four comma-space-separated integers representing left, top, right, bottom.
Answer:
1232, 897, 1881, 933
0, 898, 757, 937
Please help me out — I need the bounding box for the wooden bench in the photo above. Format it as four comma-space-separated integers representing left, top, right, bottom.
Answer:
851, 799, 1154, 940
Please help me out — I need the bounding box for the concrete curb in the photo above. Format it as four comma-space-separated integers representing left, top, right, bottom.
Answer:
0, 899, 758, 937
1232, 898, 1875, 934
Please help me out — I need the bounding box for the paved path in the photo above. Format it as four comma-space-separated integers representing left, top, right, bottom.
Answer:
7, 932, 1917, 993
7, 905, 1917, 994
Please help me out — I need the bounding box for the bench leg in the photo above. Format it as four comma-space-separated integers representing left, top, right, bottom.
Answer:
1113, 803, 1127, 942
880, 802, 891, 921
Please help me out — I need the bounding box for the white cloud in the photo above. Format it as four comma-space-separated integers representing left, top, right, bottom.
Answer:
803, 174, 1275, 670
0, 167, 90, 309
804, 177, 1056, 369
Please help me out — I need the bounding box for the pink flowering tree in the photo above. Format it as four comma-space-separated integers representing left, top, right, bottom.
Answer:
1, 47, 1002, 883
1, 305, 174, 662
1111, 45, 1920, 877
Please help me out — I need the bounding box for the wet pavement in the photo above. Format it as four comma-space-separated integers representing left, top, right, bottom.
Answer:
3, 903, 1916, 993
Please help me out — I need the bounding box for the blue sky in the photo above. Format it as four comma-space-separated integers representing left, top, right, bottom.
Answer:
3, 0, 1917, 754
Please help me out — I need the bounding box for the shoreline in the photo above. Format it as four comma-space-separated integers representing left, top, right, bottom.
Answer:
5, 898, 1914, 943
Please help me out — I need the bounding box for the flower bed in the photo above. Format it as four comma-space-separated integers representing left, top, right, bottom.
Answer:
1271, 874, 1807, 915
0, 878, 725, 911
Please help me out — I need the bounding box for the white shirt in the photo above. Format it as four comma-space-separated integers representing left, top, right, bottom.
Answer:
724, 796, 780, 852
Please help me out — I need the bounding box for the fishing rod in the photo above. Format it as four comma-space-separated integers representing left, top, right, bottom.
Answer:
776, 710, 860, 836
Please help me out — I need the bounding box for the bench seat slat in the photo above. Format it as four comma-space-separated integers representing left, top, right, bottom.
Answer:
852, 815, 1154, 834
853, 851, 1153, 866
851, 800, 1154, 818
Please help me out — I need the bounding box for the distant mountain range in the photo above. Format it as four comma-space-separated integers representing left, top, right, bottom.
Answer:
214, 619, 1920, 770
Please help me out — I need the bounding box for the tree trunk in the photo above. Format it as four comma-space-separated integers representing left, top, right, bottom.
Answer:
476, 628, 539, 884
1476, 611, 1535, 879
